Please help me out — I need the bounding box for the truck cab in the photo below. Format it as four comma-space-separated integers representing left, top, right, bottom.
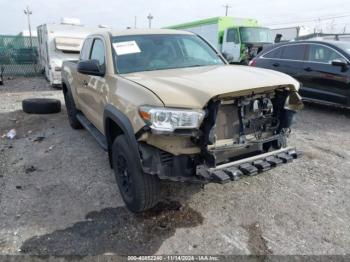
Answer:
222, 26, 273, 64
167, 16, 274, 64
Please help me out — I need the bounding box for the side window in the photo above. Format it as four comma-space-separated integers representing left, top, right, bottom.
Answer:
281, 45, 306, 60
90, 39, 105, 68
226, 28, 239, 44
80, 38, 92, 60
307, 45, 343, 63
263, 46, 284, 59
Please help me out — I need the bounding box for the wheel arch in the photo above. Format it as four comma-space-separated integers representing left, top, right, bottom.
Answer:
104, 104, 140, 168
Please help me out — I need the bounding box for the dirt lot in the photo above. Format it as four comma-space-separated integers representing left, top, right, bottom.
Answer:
0, 77, 350, 256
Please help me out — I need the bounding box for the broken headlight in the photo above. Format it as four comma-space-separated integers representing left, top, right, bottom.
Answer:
139, 106, 205, 133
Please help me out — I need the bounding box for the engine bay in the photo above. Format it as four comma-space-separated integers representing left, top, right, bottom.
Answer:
196, 88, 302, 166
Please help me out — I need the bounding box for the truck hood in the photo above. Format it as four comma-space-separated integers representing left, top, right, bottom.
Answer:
123, 65, 300, 108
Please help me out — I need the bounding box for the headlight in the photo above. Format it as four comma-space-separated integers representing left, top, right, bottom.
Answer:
139, 106, 205, 133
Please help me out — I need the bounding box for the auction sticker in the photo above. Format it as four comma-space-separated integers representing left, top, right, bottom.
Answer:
113, 41, 141, 55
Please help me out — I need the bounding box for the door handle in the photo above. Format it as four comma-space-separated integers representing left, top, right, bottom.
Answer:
273, 63, 280, 67
304, 67, 313, 72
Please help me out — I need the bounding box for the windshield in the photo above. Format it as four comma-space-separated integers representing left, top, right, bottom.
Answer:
332, 42, 350, 55
240, 27, 273, 44
112, 34, 224, 74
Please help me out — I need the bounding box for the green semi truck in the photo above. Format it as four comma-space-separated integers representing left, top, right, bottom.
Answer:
167, 16, 273, 64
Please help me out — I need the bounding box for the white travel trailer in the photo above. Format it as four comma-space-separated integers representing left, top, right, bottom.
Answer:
37, 18, 101, 87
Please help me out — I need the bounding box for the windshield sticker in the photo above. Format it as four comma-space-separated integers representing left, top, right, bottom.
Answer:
113, 41, 141, 55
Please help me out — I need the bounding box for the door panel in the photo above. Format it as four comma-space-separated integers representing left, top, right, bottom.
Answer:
76, 38, 107, 131
299, 44, 350, 105
75, 38, 93, 110
222, 28, 241, 63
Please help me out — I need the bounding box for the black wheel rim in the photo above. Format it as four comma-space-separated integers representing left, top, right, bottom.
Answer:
116, 155, 133, 200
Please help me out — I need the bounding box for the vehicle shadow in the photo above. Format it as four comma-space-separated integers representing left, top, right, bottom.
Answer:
20, 197, 204, 256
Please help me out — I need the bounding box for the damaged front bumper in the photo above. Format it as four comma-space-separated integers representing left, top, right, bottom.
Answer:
197, 147, 302, 184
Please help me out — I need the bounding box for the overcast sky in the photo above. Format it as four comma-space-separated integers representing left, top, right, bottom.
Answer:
0, 0, 350, 34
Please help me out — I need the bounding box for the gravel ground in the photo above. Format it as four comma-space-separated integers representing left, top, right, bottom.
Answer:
0, 77, 350, 256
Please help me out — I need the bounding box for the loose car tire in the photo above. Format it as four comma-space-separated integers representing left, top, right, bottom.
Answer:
112, 135, 160, 212
63, 89, 83, 129
22, 98, 61, 114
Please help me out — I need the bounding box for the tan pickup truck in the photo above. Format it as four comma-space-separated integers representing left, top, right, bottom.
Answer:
62, 29, 303, 212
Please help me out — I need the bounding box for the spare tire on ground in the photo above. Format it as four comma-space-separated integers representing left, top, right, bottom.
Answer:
22, 98, 61, 114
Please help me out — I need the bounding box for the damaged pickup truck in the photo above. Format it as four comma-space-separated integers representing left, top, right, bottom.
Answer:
62, 29, 303, 212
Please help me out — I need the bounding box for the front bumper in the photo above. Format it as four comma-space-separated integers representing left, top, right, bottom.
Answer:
196, 147, 302, 184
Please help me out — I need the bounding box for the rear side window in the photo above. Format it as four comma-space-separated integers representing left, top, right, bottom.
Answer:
263, 46, 283, 58
80, 38, 92, 60
90, 39, 105, 67
281, 44, 306, 60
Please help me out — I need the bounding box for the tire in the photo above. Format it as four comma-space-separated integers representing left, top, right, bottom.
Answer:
63, 89, 83, 129
112, 135, 160, 212
22, 98, 61, 114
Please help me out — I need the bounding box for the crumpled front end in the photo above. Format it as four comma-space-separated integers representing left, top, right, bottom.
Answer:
194, 86, 303, 183
139, 85, 303, 183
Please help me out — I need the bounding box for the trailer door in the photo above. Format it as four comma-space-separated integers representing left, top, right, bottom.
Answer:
222, 28, 241, 63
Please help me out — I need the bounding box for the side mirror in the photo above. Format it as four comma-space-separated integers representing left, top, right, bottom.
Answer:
77, 59, 105, 76
331, 59, 348, 67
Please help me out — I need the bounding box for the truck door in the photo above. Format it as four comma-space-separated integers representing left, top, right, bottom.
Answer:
81, 37, 107, 131
222, 28, 241, 63
75, 37, 92, 110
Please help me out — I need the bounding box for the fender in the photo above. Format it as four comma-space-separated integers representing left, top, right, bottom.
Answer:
103, 104, 140, 167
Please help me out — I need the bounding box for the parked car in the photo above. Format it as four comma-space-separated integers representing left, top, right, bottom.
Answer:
62, 29, 303, 212
250, 41, 350, 107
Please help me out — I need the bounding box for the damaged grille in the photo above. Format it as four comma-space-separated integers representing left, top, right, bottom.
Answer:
197, 89, 298, 167
213, 94, 278, 144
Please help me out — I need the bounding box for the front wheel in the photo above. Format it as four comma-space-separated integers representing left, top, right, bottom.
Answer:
112, 135, 160, 212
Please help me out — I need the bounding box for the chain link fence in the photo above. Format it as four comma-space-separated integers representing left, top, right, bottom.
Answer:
0, 35, 41, 77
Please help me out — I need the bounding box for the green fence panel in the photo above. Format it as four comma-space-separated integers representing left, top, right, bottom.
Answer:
0, 35, 41, 77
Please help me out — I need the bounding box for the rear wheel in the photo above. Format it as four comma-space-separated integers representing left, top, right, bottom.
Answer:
63, 89, 83, 129
112, 135, 160, 212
